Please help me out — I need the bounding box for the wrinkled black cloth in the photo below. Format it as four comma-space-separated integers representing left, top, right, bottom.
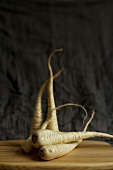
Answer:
0, 0, 113, 144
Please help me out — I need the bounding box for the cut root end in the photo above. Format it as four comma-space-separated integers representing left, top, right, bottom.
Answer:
32, 135, 37, 144
39, 149, 45, 157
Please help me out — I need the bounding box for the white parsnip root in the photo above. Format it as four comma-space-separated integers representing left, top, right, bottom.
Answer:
47, 48, 63, 131
32, 129, 113, 148
21, 136, 32, 153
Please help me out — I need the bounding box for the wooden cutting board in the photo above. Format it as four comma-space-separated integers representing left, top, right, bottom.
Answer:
0, 140, 113, 170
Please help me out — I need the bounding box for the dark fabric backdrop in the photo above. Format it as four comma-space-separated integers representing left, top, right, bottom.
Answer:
0, 0, 113, 144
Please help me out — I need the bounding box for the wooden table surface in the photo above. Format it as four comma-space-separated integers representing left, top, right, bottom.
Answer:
0, 140, 113, 170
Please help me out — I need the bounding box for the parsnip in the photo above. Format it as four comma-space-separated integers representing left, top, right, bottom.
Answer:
21, 137, 32, 153
39, 111, 94, 160
21, 69, 63, 153
32, 129, 113, 148
47, 48, 63, 131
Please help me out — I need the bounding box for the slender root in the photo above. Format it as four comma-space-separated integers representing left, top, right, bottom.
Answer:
47, 48, 63, 131
41, 103, 88, 130
83, 110, 95, 132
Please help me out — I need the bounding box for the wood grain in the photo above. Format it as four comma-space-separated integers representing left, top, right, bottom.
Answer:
0, 140, 113, 170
